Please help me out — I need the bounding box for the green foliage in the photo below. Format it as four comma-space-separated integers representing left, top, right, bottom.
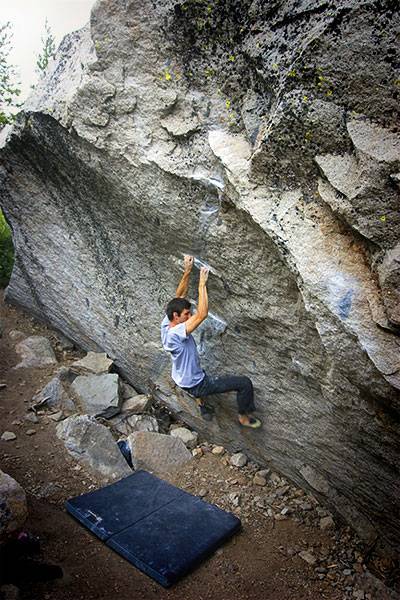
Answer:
36, 19, 56, 76
0, 22, 21, 126
0, 208, 14, 288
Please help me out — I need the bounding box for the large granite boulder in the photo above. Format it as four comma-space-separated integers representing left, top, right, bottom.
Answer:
0, 0, 399, 550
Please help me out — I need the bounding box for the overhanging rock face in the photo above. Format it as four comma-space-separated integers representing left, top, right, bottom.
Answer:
0, 0, 399, 549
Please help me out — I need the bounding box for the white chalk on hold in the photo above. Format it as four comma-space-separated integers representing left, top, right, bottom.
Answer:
208, 176, 225, 190
199, 204, 219, 217
192, 257, 221, 277
190, 167, 225, 190
208, 311, 227, 333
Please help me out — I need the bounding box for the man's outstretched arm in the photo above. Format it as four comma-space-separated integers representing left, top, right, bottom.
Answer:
175, 255, 194, 298
185, 267, 209, 335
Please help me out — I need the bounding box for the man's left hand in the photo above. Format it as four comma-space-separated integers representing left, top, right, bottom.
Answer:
184, 255, 194, 272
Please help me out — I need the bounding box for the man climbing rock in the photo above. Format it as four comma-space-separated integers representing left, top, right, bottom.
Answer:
161, 255, 262, 428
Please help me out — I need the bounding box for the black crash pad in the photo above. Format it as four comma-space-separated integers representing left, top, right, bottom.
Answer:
66, 470, 241, 587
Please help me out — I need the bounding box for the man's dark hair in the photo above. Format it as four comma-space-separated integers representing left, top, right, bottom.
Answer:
166, 298, 191, 321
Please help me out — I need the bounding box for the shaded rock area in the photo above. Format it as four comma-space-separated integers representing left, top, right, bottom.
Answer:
0, 0, 399, 553
0, 470, 27, 539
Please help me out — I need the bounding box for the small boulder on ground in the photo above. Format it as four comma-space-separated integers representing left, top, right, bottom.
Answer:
31, 375, 75, 412
56, 414, 131, 481
128, 431, 192, 474
71, 352, 113, 374
14, 336, 57, 369
0, 469, 27, 539
170, 427, 198, 449
121, 394, 152, 414
71, 373, 121, 418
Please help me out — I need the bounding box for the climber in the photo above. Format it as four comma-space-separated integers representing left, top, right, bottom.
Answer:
160, 255, 262, 428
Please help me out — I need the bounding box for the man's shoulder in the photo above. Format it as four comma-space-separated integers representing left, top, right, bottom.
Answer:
161, 315, 170, 328
169, 322, 187, 338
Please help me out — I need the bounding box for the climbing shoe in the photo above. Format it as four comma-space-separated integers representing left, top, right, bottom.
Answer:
239, 416, 262, 429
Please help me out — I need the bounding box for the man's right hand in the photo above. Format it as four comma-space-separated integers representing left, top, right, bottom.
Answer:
184, 255, 194, 272
185, 266, 209, 335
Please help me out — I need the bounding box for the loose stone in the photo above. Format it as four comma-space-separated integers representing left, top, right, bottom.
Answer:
299, 550, 317, 565
192, 447, 203, 458
253, 473, 267, 486
257, 469, 271, 479
227, 492, 241, 507
1, 432, 17, 441
211, 446, 225, 455
25, 413, 39, 424
170, 427, 198, 449
49, 411, 65, 422
320, 515, 335, 530
230, 452, 247, 467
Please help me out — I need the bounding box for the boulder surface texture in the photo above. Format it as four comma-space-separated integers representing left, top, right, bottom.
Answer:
0, 0, 399, 549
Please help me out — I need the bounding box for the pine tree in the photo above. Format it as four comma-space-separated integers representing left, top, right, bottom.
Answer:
0, 22, 21, 126
36, 18, 56, 76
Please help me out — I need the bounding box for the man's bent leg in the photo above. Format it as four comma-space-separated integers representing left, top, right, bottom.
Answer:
189, 374, 256, 415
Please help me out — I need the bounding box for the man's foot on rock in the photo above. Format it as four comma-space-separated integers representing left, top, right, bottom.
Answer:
238, 416, 262, 429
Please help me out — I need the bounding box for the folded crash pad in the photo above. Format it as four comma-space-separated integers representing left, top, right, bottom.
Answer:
66, 470, 241, 587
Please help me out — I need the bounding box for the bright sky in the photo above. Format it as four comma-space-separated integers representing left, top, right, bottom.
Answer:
3, 0, 94, 101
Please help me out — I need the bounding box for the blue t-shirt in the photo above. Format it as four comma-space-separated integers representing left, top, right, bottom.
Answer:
160, 315, 205, 388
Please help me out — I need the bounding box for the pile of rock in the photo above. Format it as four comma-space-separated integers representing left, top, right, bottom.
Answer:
3, 341, 200, 483
35, 351, 197, 481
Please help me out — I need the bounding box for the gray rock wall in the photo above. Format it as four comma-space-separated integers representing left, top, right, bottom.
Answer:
0, 0, 399, 549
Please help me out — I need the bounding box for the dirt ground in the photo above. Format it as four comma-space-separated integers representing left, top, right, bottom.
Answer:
0, 292, 397, 600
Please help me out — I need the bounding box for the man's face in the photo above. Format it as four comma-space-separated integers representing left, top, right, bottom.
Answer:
175, 308, 191, 323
